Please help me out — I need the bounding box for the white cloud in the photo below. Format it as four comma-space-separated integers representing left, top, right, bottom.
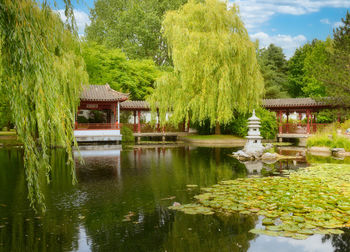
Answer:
231, 0, 350, 30
250, 32, 307, 58
56, 9, 90, 36
333, 21, 343, 28
320, 18, 330, 24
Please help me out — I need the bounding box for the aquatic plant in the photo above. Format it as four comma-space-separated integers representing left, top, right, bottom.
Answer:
169, 164, 350, 240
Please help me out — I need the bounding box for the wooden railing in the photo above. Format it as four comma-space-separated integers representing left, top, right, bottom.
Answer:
75, 123, 119, 130
280, 123, 329, 134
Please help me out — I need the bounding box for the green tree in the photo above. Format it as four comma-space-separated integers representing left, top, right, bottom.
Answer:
258, 44, 289, 98
86, 0, 188, 65
148, 0, 264, 134
301, 39, 330, 97
82, 42, 160, 100
0, 51, 12, 129
319, 11, 350, 105
287, 40, 329, 98
287, 43, 313, 97
0, 0, 88, 210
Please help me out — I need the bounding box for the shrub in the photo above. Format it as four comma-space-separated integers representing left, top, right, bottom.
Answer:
256, 107, 277, 139
193, 107, 277, 139
222, 116, 247, 137
121, 126, 135, 143
2, 127, 8, 131
331, 135, 350, 151
307, 133, 350, 151
77, 116, 89, 123
317, 109, 336, 123
307, 133, 332, 148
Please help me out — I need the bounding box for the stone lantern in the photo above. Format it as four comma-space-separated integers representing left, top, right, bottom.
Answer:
243, 110, 264, 156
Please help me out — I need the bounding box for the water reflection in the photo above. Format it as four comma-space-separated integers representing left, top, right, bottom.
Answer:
0, 146, 349, 252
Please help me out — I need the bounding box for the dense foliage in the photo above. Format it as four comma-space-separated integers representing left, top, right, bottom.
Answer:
195, 107, 277, 139
82, 42, 160, 100
287, 12, 350, 101
257, 44, 289, 98
0, 0, 88, 210
86, 0, 187, 65
307, 133, 350, 151
121, 126, 135, 143
320, 11, 350, 105
148, 0, 264, 133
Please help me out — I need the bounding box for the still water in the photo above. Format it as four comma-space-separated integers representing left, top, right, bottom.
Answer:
0, 145, 348, 252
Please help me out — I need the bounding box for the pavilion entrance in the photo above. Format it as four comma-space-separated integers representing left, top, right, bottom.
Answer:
74, 84, 128, 142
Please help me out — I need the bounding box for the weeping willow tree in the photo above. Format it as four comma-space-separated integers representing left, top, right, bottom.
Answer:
0, 0, 88, 210
148, 0, 264, 134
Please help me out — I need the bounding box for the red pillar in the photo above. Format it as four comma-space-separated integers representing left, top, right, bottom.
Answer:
306, 110, 310, 134
310, 111, 313, 133
314, 114, 317, 132
286, 112, 289, 133
278, 111, 283, 134
133, 110, 137, 132
113, 103, 117, 128
137, 110, 141, 133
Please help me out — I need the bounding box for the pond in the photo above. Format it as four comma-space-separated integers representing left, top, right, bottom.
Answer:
0, 145, 348, 252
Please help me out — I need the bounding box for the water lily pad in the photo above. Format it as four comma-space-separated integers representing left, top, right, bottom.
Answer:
262, 218, 275, 225
291, 234, 310, 240
169, 164, 350, 239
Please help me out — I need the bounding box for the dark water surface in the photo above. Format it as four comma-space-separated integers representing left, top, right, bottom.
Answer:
0, 145, 349, 252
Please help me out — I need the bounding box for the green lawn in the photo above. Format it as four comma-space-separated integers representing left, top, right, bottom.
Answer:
182, 134, 243, 140
0, 131, 16, 136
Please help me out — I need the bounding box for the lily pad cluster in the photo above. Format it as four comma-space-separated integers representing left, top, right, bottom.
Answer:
169, 164, 350, 239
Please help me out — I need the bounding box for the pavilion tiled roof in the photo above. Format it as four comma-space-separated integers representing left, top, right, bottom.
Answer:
120, 100, 150, 110
262, 98, 330, 108
80, 84, 128, 102
115, 97, 332, 110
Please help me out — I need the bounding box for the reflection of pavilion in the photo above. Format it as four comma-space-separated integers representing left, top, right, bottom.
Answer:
74, 145, 121, 181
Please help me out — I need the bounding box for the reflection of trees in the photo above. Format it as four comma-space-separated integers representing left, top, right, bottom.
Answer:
0, 149, 80, 252
306, 154, 350, 164
322, 231, 350, 252
163, 213, 257, 252
83, 206, 174, 251
80, 146, 249, 252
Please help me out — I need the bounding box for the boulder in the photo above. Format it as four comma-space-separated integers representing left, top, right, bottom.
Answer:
261, 152, 278, 160
308, 147, 331, 157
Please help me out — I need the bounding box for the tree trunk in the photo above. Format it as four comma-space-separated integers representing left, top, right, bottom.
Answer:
215, 121, 221, 135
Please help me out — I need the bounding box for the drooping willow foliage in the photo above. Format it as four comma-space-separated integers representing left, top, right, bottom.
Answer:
148, 0, 264, 127
0, 0, 88, 210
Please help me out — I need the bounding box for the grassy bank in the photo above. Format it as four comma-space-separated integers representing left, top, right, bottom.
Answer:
0, 131, 16, 136
179, 134, 246, 147
182, 135, 243, 140
307, 133, 350, 151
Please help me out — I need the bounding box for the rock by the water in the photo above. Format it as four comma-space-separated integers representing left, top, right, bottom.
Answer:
232, 110, 274, 160
261, 152, 278, 160
308, 147, 331, 156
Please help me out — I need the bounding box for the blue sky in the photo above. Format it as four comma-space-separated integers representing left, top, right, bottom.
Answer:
51, 0, 350, 58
